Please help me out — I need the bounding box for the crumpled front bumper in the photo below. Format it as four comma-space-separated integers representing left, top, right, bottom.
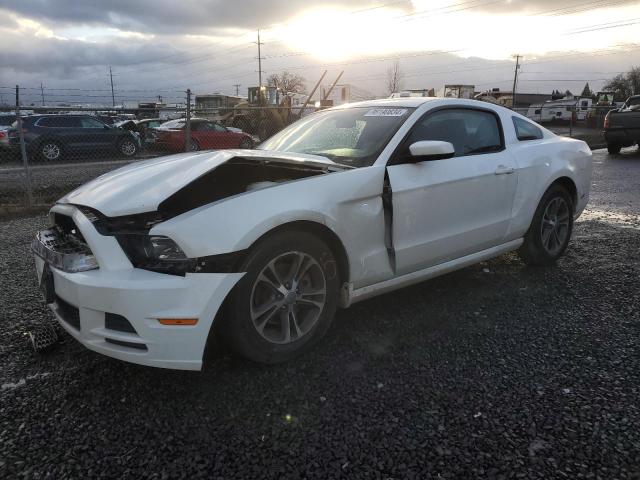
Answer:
33, 204, 244, 371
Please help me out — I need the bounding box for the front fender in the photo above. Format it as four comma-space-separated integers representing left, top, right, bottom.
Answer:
151, 165, 392, 287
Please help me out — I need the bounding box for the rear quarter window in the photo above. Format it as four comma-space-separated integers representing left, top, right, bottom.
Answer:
513, 117, 543, 141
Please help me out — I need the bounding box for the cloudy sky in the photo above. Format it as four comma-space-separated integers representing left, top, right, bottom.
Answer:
1, 0, 639, 105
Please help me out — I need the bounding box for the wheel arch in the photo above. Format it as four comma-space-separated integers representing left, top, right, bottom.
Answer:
245, 220, 350, 284
548, 175, 578, 207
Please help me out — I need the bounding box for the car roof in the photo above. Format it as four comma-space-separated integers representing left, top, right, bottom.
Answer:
334, 97, 511, 110
341, 97, 441, 108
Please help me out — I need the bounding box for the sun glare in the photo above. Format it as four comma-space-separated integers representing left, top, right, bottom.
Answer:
271, 3, 640, 62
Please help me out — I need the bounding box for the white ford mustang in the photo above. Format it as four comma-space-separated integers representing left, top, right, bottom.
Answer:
33, 98, 593, 370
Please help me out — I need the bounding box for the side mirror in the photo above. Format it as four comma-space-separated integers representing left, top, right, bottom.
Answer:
407, 141, 455, 162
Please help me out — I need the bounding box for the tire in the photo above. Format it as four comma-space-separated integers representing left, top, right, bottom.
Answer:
518, 184, 574, 266
239, 137, 253, 149
607, 144, 621, 154
188, 139, 200, 151
39, 140, 63, 161
223, 230, 340, 364
118, 138, 138, 157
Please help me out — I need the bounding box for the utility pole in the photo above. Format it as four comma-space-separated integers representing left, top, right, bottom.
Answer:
16, 86, 34, 207
185, 89, 192, 153
511, 54, 521, 110
233, 84, 241, 96
109, 66, 115, 107
40, 82, 45, 106
256, 30, 265, 87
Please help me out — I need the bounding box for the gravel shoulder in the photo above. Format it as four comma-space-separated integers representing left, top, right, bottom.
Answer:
1, 148, 639, 479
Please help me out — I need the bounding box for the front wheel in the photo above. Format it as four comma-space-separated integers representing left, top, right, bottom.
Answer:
519, 185, 574, 266
607, 143, 621, 154
223, 231, 340, 364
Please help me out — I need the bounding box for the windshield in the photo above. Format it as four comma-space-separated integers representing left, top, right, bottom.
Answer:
259, 106, 414, 167
626, 97, 640, 107
160, 119, 186, 129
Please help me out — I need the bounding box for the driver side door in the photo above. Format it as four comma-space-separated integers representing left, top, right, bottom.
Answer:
386, 107, 518, 275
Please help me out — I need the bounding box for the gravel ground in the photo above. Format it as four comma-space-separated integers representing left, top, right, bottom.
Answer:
1, 148, 639, 479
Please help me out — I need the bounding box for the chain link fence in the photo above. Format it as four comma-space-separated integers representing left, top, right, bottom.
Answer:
0, 86, 613, 209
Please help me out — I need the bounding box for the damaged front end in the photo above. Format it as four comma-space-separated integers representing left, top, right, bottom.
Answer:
67, 154, 346, 276
157, 156, 340, 218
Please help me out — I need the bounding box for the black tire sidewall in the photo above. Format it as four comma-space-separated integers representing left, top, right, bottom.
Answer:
521, 185, 574, 265
224, 230, 340, 364
607, 144, 621, 154
239, 137, 253, 149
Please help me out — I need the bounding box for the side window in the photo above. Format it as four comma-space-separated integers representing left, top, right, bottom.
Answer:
38, 116, 77, 127
37, 117, 54, 127
193, 122, 210, 131
80, 118, 106, 128
213, 123, 227, 132
406, 108, 502, 157
513, 117, 543, 141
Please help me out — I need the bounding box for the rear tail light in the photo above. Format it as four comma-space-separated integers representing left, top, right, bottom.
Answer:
0, 131, 5, 138
604, 112, 610, 129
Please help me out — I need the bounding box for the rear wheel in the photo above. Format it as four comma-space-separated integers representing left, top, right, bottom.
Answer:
607, 143, 621, 154
223, 231, 340, 364
39, 141, 63, 161
239, 137, 253, 149
519, 185, 574, 266
118, 138, 138, 157
188, 139, 200, 151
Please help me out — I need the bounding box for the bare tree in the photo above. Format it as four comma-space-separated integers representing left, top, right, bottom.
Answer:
603, 67, 640, 101
267, 71, 306, 96
386, 60, 404, 95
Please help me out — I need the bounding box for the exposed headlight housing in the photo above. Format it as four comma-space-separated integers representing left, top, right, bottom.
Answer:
117, 234, 196, 275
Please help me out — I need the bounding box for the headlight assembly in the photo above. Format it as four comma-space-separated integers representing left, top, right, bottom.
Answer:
116, 234, 196, 275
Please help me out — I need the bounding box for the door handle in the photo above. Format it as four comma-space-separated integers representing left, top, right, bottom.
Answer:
495, 165, 515, 175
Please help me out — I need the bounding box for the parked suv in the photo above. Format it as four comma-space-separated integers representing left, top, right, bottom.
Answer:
9, 114, 141, 161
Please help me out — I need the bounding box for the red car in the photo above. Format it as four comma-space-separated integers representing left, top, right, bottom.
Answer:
153, 118, 254, 152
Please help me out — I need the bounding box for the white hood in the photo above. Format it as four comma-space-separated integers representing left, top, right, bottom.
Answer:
59, 149, 338, 217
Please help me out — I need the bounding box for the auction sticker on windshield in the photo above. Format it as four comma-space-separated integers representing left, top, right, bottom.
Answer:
364, 108, 408, 117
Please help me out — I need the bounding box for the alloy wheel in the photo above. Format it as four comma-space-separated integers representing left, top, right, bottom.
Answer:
540, 196, 570, 255
249, 251, 326, 345
120, 140, 136, 156
42, 143, 60, 160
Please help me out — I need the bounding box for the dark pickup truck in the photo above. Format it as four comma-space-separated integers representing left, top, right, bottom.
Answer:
604, 95, 640, 154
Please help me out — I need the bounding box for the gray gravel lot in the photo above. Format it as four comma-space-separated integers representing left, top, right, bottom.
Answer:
1, 148, 639, 479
